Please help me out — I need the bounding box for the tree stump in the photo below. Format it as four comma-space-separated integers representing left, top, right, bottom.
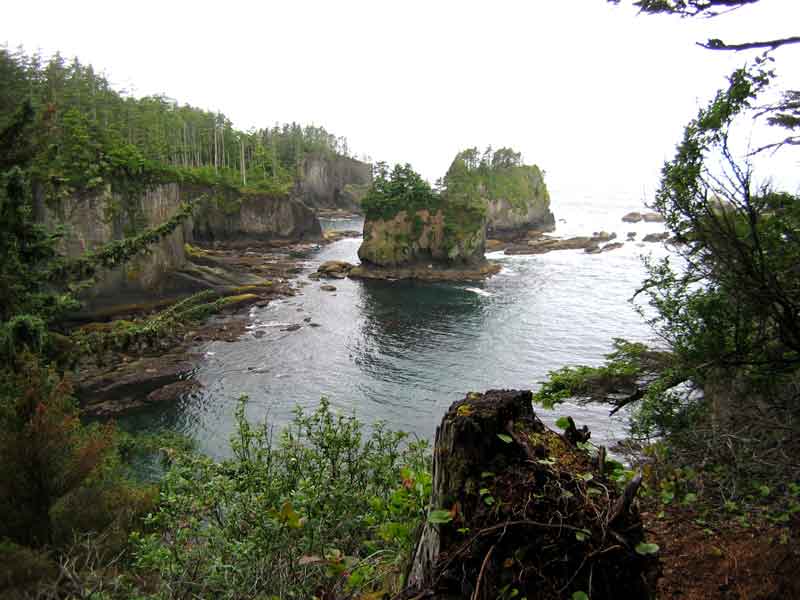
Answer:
402, 390, 658, 599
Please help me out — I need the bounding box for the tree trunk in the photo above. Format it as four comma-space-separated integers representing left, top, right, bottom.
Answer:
402, 390, 658, 600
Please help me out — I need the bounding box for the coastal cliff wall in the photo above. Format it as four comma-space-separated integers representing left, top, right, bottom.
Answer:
38, 182, 321, 314
40, 183, 189, 312
189, 186, 321, 242
297, 154, 372, 210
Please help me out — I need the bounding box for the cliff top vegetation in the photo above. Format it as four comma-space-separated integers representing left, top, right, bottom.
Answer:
0, 46, 357, 206
442, 146, 550, 213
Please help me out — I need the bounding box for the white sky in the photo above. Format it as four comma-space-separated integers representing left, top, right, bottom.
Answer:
4, 0, 799, 200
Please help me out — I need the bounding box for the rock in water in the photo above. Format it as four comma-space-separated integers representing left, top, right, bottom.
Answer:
622, 212, 643, 223
403, 390, 658, 599
355, 163, 494, 280
642, 212, 665, 223
316, 260, 354, 278
642, 232, 669, 243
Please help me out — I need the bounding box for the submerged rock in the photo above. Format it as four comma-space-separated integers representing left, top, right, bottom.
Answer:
586, 241, 624, 254
145, 379, 199, 404
505, 233, 606, 255
642, 232, 669, 243
320, 284, 337, 291
79, 353, 199, 416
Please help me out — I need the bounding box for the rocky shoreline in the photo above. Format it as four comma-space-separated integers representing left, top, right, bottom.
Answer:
75, 237, 324, 416
76, 207, 674, 417
349, 260, 502, 281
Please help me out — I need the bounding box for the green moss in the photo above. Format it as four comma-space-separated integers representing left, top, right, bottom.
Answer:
184, 243, 209, 257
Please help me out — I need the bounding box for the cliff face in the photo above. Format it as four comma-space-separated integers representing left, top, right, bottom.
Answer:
357, 208, 485, 268
483, 165, 554, 238
190, 187, 321, 241
40, 183, 189, 311
39, 183, 321, 314
296, 154, 372, 211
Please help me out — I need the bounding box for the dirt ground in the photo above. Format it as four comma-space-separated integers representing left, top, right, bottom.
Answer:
642, 503, 800, 599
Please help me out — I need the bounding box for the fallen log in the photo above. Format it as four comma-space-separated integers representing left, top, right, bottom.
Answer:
400, 390, 658, 599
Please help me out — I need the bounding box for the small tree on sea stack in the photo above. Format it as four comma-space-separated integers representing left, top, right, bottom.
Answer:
400, 390, 658, 599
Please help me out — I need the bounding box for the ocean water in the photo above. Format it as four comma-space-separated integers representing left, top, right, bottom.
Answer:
122, 193, 670, 458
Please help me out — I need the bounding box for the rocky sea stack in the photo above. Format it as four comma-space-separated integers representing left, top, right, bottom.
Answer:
353, 162, 496, 280
353, 148, 551, 280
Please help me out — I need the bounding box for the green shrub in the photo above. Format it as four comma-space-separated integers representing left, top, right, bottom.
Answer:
132, 398, 431, 599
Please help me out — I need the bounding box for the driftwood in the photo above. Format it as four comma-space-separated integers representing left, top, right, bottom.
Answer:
399, 390, 658, 600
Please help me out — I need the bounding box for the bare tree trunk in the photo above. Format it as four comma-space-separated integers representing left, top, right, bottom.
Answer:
240, 137, 246, 186
401, 390, 657, 600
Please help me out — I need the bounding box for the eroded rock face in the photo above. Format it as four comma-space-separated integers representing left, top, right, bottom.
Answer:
484, 166, 555, 238
38, 182, 322, 317
39, 183, 189, 314
358, 209, 486, 268
296, 154, 372, 211
192, 190, 321, 242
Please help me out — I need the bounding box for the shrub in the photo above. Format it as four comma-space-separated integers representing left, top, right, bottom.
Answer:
132, 398, 431, 599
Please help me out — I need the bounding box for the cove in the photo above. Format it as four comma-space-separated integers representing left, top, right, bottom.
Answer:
121, 197, 670, 458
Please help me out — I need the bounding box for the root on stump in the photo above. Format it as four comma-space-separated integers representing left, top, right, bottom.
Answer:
400, 390, 658, 600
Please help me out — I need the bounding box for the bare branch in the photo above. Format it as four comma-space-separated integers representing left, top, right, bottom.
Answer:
749, 136, 800, 156
698, 36, 800, 51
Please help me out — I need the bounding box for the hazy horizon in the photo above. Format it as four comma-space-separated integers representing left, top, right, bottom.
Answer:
5, 1, 799, 200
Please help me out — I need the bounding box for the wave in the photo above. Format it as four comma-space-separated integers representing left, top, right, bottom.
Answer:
464, 287, 492, 297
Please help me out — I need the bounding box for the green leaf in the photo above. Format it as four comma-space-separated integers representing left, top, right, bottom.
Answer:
572, 592, 589, 600
635, 542, 660, 555
428, 509, 453, 524
555, 416, 571, 429
497, 433, 513, 444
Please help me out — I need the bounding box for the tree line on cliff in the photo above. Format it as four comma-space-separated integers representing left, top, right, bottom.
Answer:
0, 46, 355, 200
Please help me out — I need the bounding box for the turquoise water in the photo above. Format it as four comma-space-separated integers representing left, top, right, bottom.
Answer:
123, 196, 670, 458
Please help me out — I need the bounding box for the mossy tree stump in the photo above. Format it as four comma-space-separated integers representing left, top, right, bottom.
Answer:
403, 390, 658, 599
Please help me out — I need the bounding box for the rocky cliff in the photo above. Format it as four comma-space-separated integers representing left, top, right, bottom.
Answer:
352, 163, 496, 280
39, 182, 321, 314
190, 186, 321, 242
483, 164, 554, 238
441, 149, 554, 239
357, 208, 485, 267
296, 154, 372, 211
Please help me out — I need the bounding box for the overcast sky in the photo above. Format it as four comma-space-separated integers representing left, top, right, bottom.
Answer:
4, 0, 799, 200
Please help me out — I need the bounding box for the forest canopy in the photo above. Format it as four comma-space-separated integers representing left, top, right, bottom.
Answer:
0, 46, 356, 201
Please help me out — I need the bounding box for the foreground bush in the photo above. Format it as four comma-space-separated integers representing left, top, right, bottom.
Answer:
132, 398, 431, 599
